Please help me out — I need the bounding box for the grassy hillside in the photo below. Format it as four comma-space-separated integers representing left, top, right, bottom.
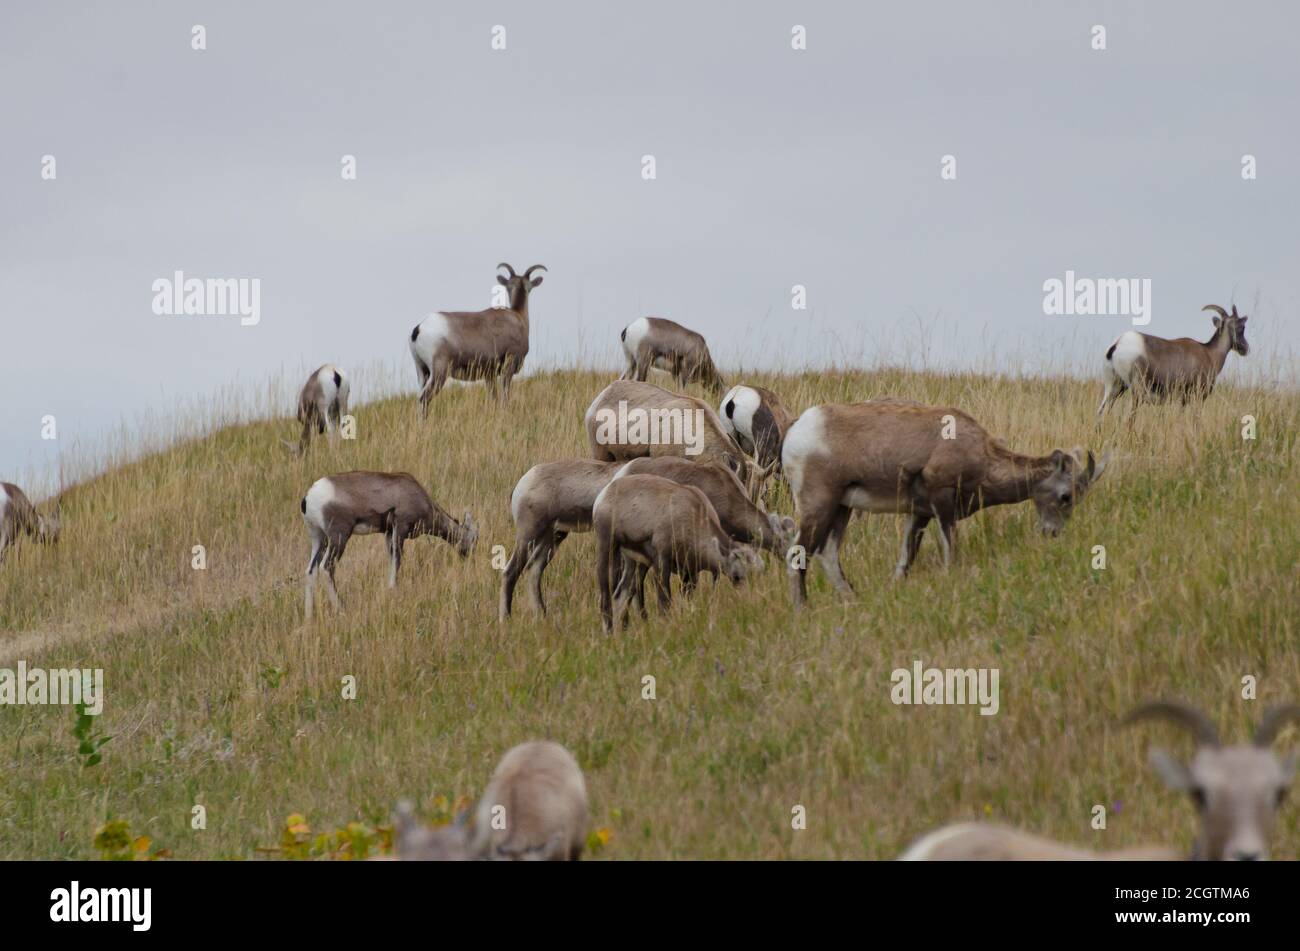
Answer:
1, 367, 1298, 859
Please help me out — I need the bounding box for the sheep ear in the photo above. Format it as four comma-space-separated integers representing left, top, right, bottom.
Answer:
496, 274, 509, 287
1050, 449, 1067, 473
1212, 315, 1223, 328
1149, 748, 1194, 790
1089, 451, 1111, 483
529, 275, 543, 288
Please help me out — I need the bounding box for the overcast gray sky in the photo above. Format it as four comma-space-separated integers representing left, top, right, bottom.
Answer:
3, 1, 1298, 492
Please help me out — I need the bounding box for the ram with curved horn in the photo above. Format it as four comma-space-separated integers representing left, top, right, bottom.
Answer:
409, 262, 547, 415
1097, 302, 1250, 420
901, 701, 1299, 861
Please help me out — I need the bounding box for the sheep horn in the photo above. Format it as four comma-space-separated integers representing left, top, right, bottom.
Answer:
1123, 701, 1220, 746
1201, 304, 1229, 321
523, 264, 548, 279
1254, 705, 1300, 746
497, 263, 517, 278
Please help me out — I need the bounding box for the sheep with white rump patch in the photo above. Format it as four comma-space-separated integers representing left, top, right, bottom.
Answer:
900, 702, 1299, 861
409, 262, 546, 416
0, 482, 61, 566
300, 470, 477, 620
719, 383, 793, 498
782, 399, 1108, 607
393, 740, 589, 861
620, 316, 725, 394
1097, 303, 1249, 420
287, 363, 350, 454
592, 473, 762, 633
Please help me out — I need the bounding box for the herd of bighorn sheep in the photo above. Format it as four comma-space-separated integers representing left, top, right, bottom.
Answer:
3, 261, 1284, 860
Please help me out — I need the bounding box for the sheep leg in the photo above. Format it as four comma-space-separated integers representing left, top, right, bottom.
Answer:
418, 360, 450, 420
499, 368, 516, 403
304, 529, 328, 620
789, 502, 837, 609
1096, 377, 1126, 421
817, 505, 855, 596
527, 532, 565, 615
386, 530, 403, 588
597, 529, 615, 633
611, 554, 639, 630
498, 538, 532, 622
633, 562, 649, 618
323, 534, 348, 612
935, 517, 957, 568
893, 514, 931, 580
652, 554, 673, 612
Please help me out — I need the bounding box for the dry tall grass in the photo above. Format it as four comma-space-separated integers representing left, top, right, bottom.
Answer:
1, 366, 1297, 859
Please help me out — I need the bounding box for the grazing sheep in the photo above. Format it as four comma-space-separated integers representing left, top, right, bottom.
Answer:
409, 262, 546, 415
471, 741, 590, 861
584, 379, 756, 489
900, 702, 1299, 861
719, 383, 793, 497
392, 741, 589, 862
0, 482, 60, 566
620, 316, 725, 393
1097, 304, 1249, 419
300, 471, 477, 620
782, 399, 1108, 606
500, 459, 625, 621
593, 473, 762, 633
289, 363, 350, 454
613, 456, 795, 558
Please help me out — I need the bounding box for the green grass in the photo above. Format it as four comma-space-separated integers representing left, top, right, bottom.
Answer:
1, 367, 1297, 859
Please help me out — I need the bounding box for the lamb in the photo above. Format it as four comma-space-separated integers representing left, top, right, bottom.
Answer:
300, 470, 477, 620
592, 473, 762, 633
613, 456, 796, 558
409, 262, 546, 416
900, 702, 1299, 861
0, 482, 61, 566
620, 316, 725, 394
288, 363, 350, 454
1097, 304, 1249, 419
781, 399, 1107, 606
499, 459, 625, 622
392, 741, 589, 861
584, 379, 756, 489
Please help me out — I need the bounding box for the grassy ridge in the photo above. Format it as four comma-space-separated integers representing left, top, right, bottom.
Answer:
1, 367, 1297, 859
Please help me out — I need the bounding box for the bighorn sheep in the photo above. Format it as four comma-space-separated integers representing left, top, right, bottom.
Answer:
300, 470, 477, 620
499, 459, 625, 622
1097, 304, 1249, 419
613, 456, 796, 558
393, 741, 589, 861
720, 383, 793, 497
620, 316, 725, 394
900, 702, 1299, 861
287, 364, 350, 454
781, 400, 1108, 606
584, 380, 759, 492
0, 482, 61, 565
593, 473, 762, 633
409, 262, 546, 416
